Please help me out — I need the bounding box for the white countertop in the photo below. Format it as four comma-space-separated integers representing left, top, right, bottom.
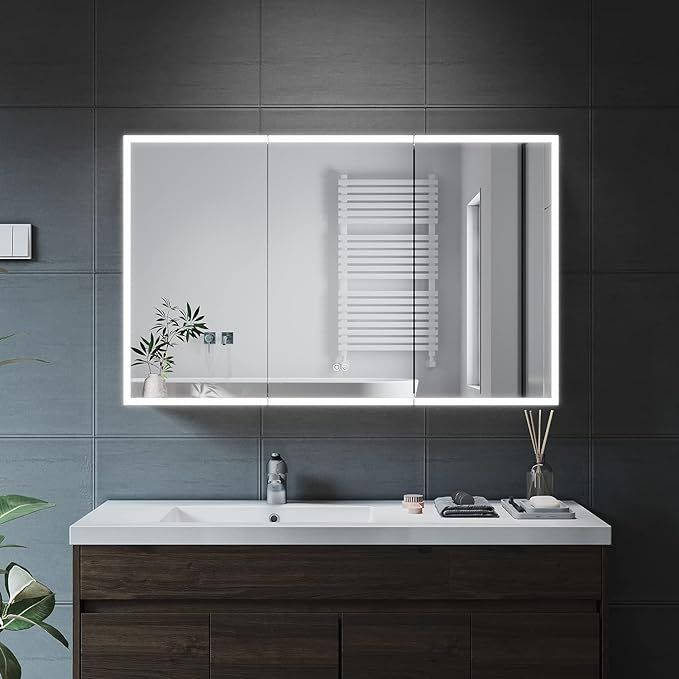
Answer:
70, 500, 611, 546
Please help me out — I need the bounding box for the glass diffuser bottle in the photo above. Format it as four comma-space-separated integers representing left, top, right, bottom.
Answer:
527, 461, 554, 498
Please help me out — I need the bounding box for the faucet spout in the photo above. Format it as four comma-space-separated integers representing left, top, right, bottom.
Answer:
266, 452, 287, 505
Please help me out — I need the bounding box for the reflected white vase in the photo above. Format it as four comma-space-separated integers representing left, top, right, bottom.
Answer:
143, 374, 167, 398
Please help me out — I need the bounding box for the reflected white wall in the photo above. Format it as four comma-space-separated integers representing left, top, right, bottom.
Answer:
130, 142, 267, 380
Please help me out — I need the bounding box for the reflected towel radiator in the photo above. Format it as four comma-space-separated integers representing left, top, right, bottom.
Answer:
335, 174, 439, 371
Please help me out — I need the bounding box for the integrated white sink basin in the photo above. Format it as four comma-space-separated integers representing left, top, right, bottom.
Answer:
161, 503, 373, 524
70, 500, 611, 546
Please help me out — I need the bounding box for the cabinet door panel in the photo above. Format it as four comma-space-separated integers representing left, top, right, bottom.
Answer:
211, 613, 338, 679
343, 613, 470, 679
81, 614, 209, 679
473, 613, 599, 679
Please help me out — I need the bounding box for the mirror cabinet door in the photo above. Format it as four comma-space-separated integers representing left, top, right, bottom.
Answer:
128, 140, 268, 401
414, 139, 554, 402
266, 140, 416, 402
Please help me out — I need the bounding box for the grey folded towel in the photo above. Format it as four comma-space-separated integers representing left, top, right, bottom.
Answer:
434, 496, 498, 518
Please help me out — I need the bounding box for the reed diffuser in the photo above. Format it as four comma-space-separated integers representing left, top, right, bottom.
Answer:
523, 409, 555, 498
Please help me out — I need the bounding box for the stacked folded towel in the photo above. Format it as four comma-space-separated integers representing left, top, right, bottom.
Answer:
434, 496, 498, 518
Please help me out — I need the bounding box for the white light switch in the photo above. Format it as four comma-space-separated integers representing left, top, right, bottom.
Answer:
12, 224, 30, 258
0, 224, 32, 259
0, 225, 11, 257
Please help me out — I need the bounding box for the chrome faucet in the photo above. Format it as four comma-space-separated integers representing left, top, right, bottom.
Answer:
266, 452, 287, 505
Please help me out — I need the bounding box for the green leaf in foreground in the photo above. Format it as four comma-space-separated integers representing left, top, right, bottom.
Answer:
0, 497, 53, 526
0, 642, 20, 679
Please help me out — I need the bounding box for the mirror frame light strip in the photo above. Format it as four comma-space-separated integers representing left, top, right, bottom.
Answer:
122, 134, 559, 407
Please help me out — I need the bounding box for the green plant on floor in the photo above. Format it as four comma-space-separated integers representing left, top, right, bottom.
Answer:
0, 495, 68, 679
131, 297, 208, 378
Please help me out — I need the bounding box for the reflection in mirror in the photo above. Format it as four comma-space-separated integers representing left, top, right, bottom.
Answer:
414, 138, 556, 402
123, 135, 558, 406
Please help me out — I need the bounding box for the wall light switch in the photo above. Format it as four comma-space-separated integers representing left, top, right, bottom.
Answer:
0, 225, 11, 257
0, 224, 32, 259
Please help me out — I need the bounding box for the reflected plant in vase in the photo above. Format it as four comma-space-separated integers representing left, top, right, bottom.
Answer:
132, 298, 208, 397
0, 495, 69, 679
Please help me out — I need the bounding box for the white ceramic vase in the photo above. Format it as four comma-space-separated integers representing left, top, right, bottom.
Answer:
143, 374, 167, 398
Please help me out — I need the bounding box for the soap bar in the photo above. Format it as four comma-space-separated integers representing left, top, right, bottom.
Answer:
529, 495, 560, 509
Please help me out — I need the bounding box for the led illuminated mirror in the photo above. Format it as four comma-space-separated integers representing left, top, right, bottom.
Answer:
123, 135, 558, 406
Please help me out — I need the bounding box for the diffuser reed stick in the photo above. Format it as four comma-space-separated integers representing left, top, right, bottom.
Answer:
523, 408, 554, 465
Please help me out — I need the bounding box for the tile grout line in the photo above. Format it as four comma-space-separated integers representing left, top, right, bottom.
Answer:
423, 0, 428, 108
258, 0, 262, 131
588, 0, 594, 508
4, 104, 679, 110
92, 0, 98, 512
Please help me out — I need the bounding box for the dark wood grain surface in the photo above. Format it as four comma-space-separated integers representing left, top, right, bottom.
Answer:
79, 545, 601, 601
80, 613, 209, 679
79, 545, 450, 600
449, 546, 603, 599
343, 613, 470, 679
211, 613, 338, 679
472, 613, 599, 679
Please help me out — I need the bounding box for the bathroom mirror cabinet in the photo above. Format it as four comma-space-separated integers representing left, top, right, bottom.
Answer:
123, 135, 558, 406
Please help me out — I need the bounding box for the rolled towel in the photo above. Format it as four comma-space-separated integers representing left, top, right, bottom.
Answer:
434, 496, 498, 518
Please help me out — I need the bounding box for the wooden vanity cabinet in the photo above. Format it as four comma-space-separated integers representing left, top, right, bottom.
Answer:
74, 545, 605, 679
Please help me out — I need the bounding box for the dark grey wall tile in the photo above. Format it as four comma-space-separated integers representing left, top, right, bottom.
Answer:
426, 108, 589, 273
0, 1, 92, 105
427, 0, 589, 106
593, 440, 679, 602
0, 439, 92, 601
261, 0, 425, 105
428, 275, 590, 437
0, 109, 93, 272
263, 408, 425, 438
96, 0, 259, 106
0, 275, 93, 435
96, 438, 259, 502
593, 275, 679, 435
95, 108, 259, 272
609, 606, 679, 678
95, 275, 260, 436
261, 108, 425, 134
427, 438, 589, 503
261, 439, 424, 500
7, 604, 72, 678
593, 1, 679, 106
593, 110, 679, 272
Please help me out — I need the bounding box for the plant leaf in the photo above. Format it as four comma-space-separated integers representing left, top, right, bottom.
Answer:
0, 358, 48, 369
35, 620, 69, 648
0, 642, 20, 679
1, 564, 55, 632
0, 497, 53, 526
5, 563, 51, 605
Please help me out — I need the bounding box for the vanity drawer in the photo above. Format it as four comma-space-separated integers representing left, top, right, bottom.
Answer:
78, 545, 451, 600
448, 546, 603, 600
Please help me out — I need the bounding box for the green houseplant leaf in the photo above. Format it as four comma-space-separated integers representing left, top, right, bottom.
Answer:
0, 497, 53, 526
1, 564, 66, 648
0, 642, 20, 679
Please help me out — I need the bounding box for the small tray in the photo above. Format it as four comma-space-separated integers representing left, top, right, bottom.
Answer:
501, 499, 575, 520
517, 498, 571, 513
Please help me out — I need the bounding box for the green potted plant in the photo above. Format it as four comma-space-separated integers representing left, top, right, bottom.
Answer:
1, 270, 68, 677
0, 497, 68, 679
132, 297, 208, 397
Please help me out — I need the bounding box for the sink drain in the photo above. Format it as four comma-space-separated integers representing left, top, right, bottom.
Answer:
268, 513, 280, 523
